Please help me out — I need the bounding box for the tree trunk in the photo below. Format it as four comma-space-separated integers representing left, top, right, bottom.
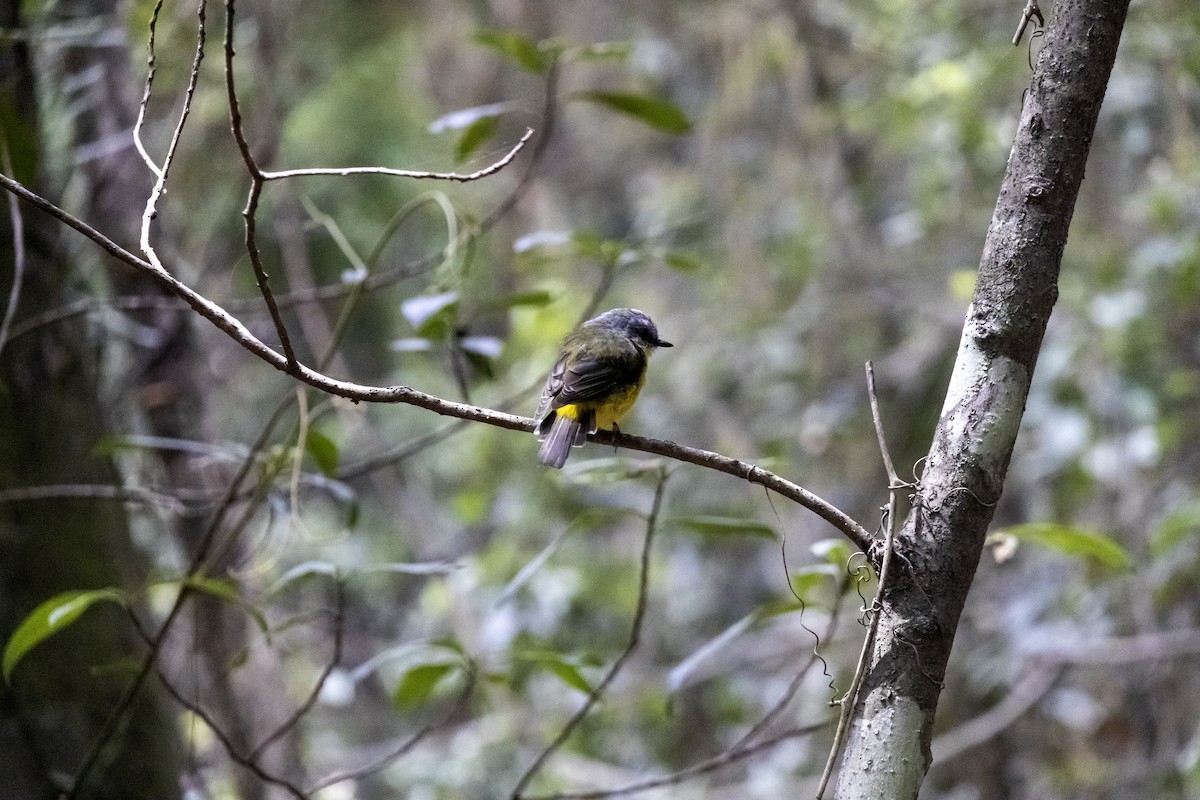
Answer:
0, 2, 181, 797
46, 1, 306, 796
833, 0, 1132, 796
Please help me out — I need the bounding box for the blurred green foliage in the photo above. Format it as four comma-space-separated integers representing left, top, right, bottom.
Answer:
5, 0, 1200, 798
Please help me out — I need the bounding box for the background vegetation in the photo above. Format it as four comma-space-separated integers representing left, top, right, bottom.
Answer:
2, 0, 1199, 798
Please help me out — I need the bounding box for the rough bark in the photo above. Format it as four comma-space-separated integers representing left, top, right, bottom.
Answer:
0, 2, 181, 797
833, 0, 1132, 797
48, 2, 305, 796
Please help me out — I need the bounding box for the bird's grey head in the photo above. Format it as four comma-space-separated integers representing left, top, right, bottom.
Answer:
590, 308, 673, 349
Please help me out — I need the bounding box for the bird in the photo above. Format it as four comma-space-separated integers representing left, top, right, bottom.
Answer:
534, 308, 672, 469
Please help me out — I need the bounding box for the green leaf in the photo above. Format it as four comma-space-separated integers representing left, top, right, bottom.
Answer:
561, 457, 667, 485
393, 662, 459, 709
789, 564, 842, 600
514, 650, 593, 694
473, 30, 550, 74
305, 429, 340, 476
811, 537, 855, 568
667, 515, 776, 540
997, 523, 1134, 570
455, 115, 499, 163
566, 41, 633, 63
573, 91, 693, 134
1150, 501, 1200, 557
3, 589, 127, 682
477, 289, 554, 313
183, 576, 270, 636
429, 102, 513, 133
663, 250, 703, 272
400, 291, 460, 338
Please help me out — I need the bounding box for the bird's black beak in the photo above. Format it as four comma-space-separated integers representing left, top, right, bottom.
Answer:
655, 339, 673, 348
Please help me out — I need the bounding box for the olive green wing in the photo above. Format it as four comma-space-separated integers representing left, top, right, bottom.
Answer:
551, 353, 644, 408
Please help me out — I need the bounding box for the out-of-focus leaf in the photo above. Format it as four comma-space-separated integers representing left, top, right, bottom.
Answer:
497, 528, 571, 606
561, 457, 667, 485
393, 662, 459, 709
305, 429, 339, 476
183, 576, 270, 635
667, 611, 757, 695
811, 537, 856, 567
573, 90, 693, 134
790, 564, 842, 600
455, 115, 500, 163
949, 269, 977, 303
663, 250, 703, 272
513, 230, 572, 253
391, 338, 436, 353
514, 649, 593, 694
459, 336, 504, 359
264, 561, 338, 597
3, 589, 126, 682
473, 30, 550, 74
995, 523, 1134, 570
362, 561, 462, 576
568, 41, 633, 62
478, 289, 554, 311
1150, 501, 1200, 557
667, 515, 776, 540
428, 102, 513, 133
400, 292, 459, 337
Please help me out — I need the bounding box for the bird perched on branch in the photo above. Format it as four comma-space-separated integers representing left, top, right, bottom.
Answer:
534, 308, 672, 469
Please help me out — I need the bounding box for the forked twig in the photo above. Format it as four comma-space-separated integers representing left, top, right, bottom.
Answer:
139, 0, 207, 272
223, 0, 298, 371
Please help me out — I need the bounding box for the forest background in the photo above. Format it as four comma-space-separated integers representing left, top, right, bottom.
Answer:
1, 0, 1199, 799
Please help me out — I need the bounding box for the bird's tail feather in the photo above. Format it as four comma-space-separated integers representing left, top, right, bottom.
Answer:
538, 415, 580, 469
537, 410, 594, 469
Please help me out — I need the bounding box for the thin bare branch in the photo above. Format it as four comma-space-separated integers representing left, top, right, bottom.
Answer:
66, 394, 294, 799
865, 361, 899, 488
251, 578, 346, 760
931, 664, 1059, 764
222, 0, 297, 371
140, 0, 207, 272
1013, 0, 1045, 46
1022, 628, 1200, 665
0, 134, 25, 357
480, 60, 560, 230
0, 483, 187, 513
0, 171, 872, 551
306, 665, 479, 793
523, 723, 832, 800
815, 363, 901, 798
510, 469, 669, 799
733, 579, 850, 750
128, 612, 310, 800
132, 0, 166, 176
261, 127, 535, 182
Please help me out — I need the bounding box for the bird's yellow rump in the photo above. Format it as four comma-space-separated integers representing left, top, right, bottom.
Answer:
534, 308, 672, 469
